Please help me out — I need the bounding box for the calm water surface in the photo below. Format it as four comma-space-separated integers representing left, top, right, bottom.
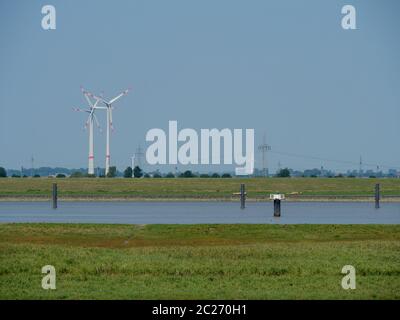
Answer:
0, 201, 399, 224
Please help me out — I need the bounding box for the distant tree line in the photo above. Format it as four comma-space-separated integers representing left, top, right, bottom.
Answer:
1, 165, 398, 179
121, 167, 232, 178
0, 167, 7, 178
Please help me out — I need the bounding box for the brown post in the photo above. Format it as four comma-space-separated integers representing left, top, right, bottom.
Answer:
375, 183, 380, 209
274, 199, 281, 217
52, 183, 57, 209
240, 184, 246, 209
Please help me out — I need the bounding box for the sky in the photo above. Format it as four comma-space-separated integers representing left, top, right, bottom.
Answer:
0, 0, 399, 173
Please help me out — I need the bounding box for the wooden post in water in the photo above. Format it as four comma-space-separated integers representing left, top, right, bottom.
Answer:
240, 184, 246, 209
375, 183, 380, 209
273, 199, 281, 217
270, 194, 285, 217
52, 183, 57, 209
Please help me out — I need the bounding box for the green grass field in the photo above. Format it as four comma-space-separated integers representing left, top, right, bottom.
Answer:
0, 224, 399, 299
1, 177, 400, 199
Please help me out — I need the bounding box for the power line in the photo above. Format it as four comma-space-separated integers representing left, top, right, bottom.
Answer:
258, 133, 271, 177
269, 150, 400, 170
31, 156, 34, 177
134, 145, 145, 169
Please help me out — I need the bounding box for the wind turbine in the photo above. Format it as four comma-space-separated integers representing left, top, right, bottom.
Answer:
73, 88, 106, 175
82, 88, 130, 176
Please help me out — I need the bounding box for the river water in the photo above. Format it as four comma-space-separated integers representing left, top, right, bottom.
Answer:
0, 201, 399, 224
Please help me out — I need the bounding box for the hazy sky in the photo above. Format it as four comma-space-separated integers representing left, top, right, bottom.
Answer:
0, 0, 399, 173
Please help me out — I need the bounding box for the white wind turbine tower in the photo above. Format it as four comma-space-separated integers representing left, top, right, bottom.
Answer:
73, 88, 106, 175
82, 88, 130, 176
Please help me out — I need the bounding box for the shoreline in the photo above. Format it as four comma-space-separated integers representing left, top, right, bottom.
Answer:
1, 196, 400, 202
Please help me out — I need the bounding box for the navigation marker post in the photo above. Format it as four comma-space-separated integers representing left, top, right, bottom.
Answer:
375, 183, 380, 209
270, 194, 285, 217
240, 184, 246, 209
52, 183, 57, 209
232, 184, 247, 209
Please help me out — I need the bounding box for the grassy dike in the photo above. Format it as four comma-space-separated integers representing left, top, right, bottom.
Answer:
1, 178, 400, 200
0, 224, 399, 299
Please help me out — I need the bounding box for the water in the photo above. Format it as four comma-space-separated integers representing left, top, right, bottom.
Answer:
0, 201, 399, 224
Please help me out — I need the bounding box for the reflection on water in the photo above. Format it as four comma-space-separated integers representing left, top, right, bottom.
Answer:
0, 201, 399, 224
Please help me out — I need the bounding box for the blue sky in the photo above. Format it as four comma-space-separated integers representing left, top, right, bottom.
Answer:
0, 0, 399, 173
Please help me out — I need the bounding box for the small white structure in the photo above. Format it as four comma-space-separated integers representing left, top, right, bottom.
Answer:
269, 194, 285, 200
270, 194, 285, 217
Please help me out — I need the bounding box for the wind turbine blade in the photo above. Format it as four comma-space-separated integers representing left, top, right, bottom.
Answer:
109, 88, 129, 104
80, 86, 98, 108
81, 86, 108, 105
93, 114, 102, 132
91, 92, 108, 105
73, 107, 90, 113
91, 100, 107, 111
88, 107, 95, 118
80, 85, 93, 96
84, 116, 90, 130
84, 94, 93, 107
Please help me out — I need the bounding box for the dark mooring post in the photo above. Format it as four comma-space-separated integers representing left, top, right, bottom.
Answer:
270, 194, 284, 217
375, 183, 380, 209
240, 184, 246, 209
52, 183, 57, 209
273, 199, 281, 217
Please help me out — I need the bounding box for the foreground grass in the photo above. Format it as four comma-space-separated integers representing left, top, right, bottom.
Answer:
1, 177, 400, 199
0, 224, 399, 299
